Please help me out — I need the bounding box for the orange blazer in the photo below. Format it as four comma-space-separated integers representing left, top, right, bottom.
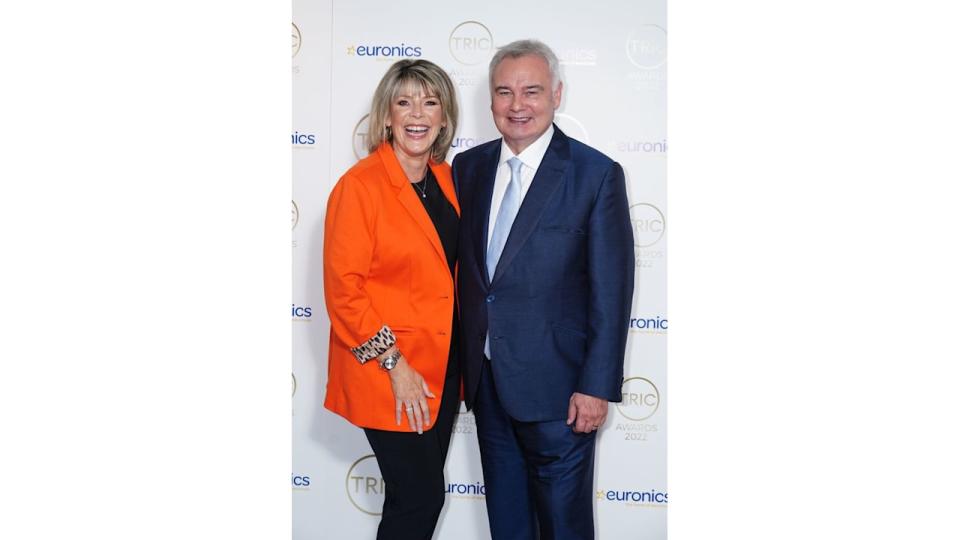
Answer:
323, 143, 460, 431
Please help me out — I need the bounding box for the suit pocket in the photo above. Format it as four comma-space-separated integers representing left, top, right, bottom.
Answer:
551, 324, 587, 368
540, 225, 585, 236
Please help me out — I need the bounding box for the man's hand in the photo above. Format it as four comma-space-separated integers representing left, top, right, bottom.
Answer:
566, 392, 609, 434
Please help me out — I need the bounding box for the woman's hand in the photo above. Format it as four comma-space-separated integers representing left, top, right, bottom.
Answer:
386, 354, 435, 434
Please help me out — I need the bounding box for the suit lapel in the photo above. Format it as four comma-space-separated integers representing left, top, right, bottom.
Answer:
491, 128, 571, 285
474, 143, 501, 286
377, 144, 448, 266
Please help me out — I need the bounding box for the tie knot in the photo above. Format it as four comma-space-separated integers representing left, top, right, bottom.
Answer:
507, 157, 523, 178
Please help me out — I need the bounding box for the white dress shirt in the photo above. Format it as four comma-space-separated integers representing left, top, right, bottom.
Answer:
486, 125, 555, 251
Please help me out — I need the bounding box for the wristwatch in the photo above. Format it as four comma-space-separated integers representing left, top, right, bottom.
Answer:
379, 350, 402, 371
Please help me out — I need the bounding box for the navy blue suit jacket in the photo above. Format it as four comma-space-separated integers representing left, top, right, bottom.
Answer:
454, 126, 635, 422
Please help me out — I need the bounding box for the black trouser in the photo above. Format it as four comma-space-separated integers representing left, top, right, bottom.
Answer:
363, 349, 460, 540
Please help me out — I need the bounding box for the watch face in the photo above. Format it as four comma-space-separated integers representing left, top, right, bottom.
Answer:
380, 353, 398, 370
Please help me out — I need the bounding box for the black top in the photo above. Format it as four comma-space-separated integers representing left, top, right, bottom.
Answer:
411, 168, 459, 278
411, 168, 460, 374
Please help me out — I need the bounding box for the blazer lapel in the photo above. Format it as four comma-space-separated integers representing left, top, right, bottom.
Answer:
475, 143, 501, 286
377, 144, 448, 266
491, 128, 570, 285
432, 161, 460, 216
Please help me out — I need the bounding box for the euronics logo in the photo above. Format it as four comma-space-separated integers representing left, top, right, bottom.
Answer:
292, 131, 316, 146
292, 304, 312, 320
451, 136, 487, 150
292, 474, 311, 490
347, 43, 422, 58
596, 488, 668, 505
446, 481, 485, 499
629, 315, 667, 334
617, 140, 667, 153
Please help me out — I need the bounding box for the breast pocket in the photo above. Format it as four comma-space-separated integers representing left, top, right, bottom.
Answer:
540, 225, 585, 236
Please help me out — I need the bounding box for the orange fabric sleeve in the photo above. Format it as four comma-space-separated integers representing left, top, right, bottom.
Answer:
323, 173, 390, 357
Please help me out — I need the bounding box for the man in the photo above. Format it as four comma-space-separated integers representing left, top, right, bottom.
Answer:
453, 39, 634, 540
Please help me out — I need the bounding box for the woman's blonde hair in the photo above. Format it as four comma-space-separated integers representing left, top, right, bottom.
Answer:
367, 59, 459, 163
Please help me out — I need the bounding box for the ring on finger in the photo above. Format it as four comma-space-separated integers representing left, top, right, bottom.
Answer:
406, 405, 414, 411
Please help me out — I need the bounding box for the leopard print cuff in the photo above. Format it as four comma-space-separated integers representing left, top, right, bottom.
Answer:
350, 325, 397, 364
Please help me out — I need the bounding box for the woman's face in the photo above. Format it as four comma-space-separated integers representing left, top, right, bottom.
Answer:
386, 82, 445, 164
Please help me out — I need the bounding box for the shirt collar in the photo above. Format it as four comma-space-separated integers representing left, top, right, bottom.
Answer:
498, 124, 554, 172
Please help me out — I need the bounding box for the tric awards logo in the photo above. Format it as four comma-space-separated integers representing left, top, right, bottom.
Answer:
346, 455, 385, 515
554, 113, 590, 144
454, 400, 476, 435
616, 377, 661, 422
626, 25, 667, 69
352, 114, 370, 160
292, 23, 302, 58
630, 203, 665, 248
449, 21, 494, 65
291, 200, 299, 230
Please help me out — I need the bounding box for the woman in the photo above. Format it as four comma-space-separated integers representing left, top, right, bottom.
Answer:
323, 59, 460, 540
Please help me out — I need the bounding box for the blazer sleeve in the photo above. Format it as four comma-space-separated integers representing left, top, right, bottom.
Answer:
577, 161, 635, 401
323, 173, 397, 363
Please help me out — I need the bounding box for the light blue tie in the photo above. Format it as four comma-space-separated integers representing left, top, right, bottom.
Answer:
485, 156, 523, 358
487, 157, 523, 281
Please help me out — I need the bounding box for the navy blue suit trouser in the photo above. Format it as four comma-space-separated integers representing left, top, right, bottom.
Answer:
474, 359, 597, 540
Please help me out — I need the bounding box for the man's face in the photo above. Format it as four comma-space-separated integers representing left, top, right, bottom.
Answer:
490, 54, 562, 155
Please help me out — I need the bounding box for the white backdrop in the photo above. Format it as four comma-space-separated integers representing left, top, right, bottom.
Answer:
293, 1, 666, 537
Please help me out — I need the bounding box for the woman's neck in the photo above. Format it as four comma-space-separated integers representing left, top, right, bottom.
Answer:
393, 146, 430, 182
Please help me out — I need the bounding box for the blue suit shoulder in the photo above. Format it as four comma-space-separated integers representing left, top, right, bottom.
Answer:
565, 135, 617, 169
452, 139, 500, 167
452, 139, 500, 194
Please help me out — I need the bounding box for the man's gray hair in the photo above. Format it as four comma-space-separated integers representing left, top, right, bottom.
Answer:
488, 39, 562, 92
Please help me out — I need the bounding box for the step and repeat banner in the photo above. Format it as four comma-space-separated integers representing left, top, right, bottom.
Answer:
293, 1, 666, 537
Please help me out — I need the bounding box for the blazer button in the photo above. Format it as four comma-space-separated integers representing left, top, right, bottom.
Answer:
486, 295, 495, 303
